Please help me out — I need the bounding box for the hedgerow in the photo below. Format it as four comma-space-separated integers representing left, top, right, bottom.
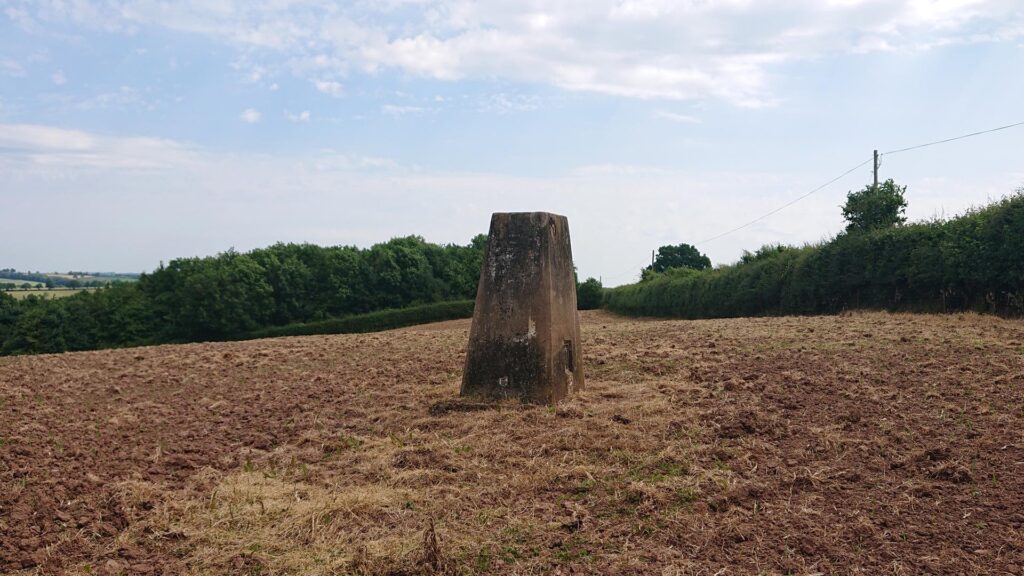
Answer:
605, 192, 1024, 318
237, 300, 475, 340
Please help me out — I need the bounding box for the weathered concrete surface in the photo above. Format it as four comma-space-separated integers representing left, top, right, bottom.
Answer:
461, 212, 584, 404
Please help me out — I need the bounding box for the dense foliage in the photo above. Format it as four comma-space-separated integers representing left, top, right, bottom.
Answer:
0, 236, 487, 355
606, 192, 1024, 319
842, 179, 909, 232
238, 300, 475, 340
647, 243, 711, 273
577, 277, 604, 310
0, 282, 40, 290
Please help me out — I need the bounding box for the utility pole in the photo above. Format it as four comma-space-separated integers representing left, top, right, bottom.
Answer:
873, 149, 879, 191
651, 250, 655, 268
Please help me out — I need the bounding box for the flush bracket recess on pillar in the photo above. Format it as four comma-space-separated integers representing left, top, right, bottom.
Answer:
461, 212, 584, 404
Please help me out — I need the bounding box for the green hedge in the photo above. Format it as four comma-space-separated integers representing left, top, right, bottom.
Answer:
605, 192, 1024, 319
236, 300, 475, 340
0, 233, 486, 356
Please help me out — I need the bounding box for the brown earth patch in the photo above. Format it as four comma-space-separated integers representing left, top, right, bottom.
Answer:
2, 311, 1024, 574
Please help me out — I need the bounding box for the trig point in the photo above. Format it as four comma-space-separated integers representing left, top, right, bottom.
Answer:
461, 212, 584, 404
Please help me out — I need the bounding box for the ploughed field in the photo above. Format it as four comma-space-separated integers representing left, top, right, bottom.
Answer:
2, 311, 1024, 575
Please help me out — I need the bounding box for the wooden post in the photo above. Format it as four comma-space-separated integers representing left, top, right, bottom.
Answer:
873, 149, 879, 190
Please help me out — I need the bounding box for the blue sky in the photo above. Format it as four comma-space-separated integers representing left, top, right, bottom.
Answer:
1, 0, 1022, 283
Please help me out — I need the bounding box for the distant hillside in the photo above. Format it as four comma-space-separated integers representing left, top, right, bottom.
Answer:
0, 269, 139, 289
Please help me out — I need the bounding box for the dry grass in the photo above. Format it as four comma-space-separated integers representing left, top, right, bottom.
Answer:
170, 470, 418, 574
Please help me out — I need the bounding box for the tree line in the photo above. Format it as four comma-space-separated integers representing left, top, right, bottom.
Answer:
606, 182, 1024, 318
0, 236, 488, 355
12, 177, 995, 355
0, 269, 137, 289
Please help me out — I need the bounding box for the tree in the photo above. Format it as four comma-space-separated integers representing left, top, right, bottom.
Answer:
740, 243, 793, 265
647, 243, 711, 273
0, 291, 19, 349
3, 233, 491, 356
363, 238, 436, 310
842, 179, 908, 233
576, 277, 604, 310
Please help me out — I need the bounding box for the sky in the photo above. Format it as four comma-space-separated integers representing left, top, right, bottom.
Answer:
1, 0, 1022, 284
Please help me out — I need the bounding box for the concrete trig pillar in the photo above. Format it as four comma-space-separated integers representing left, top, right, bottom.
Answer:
461, 212, 584, 404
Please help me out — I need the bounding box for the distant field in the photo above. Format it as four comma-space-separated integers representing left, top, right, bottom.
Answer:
0, 278, 43, 287
6, 288, 93, 300
47, 273, 138, 282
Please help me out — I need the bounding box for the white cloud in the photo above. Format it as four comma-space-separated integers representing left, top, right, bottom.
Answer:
51, 69, 66, 85
0, 123, 95, 151
0, 123, 196, 169
478, 93, 539, 114
312, 79, 343, 97
285, 109, 310, 122
240, 108, 261, 123
232, 58, 268, 82
74, 86, 153, 110
3, 122, 1021, 277
10, 1, 1022, 107
4, 6, 35, 31
654, 110, 701, 124
0, 59, 25, 77
310, 149, 399, 171
381, 104, 425, 116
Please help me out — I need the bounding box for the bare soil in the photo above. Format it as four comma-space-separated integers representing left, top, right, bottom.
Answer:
2, 311, 1023, 575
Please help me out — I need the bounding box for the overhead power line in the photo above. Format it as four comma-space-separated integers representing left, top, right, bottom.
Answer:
694, 158, 872, 246
603, 119, 1023, 281
882, 120, 1024, 156
693, 119, 1024, 247
605, 157, 874, 280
